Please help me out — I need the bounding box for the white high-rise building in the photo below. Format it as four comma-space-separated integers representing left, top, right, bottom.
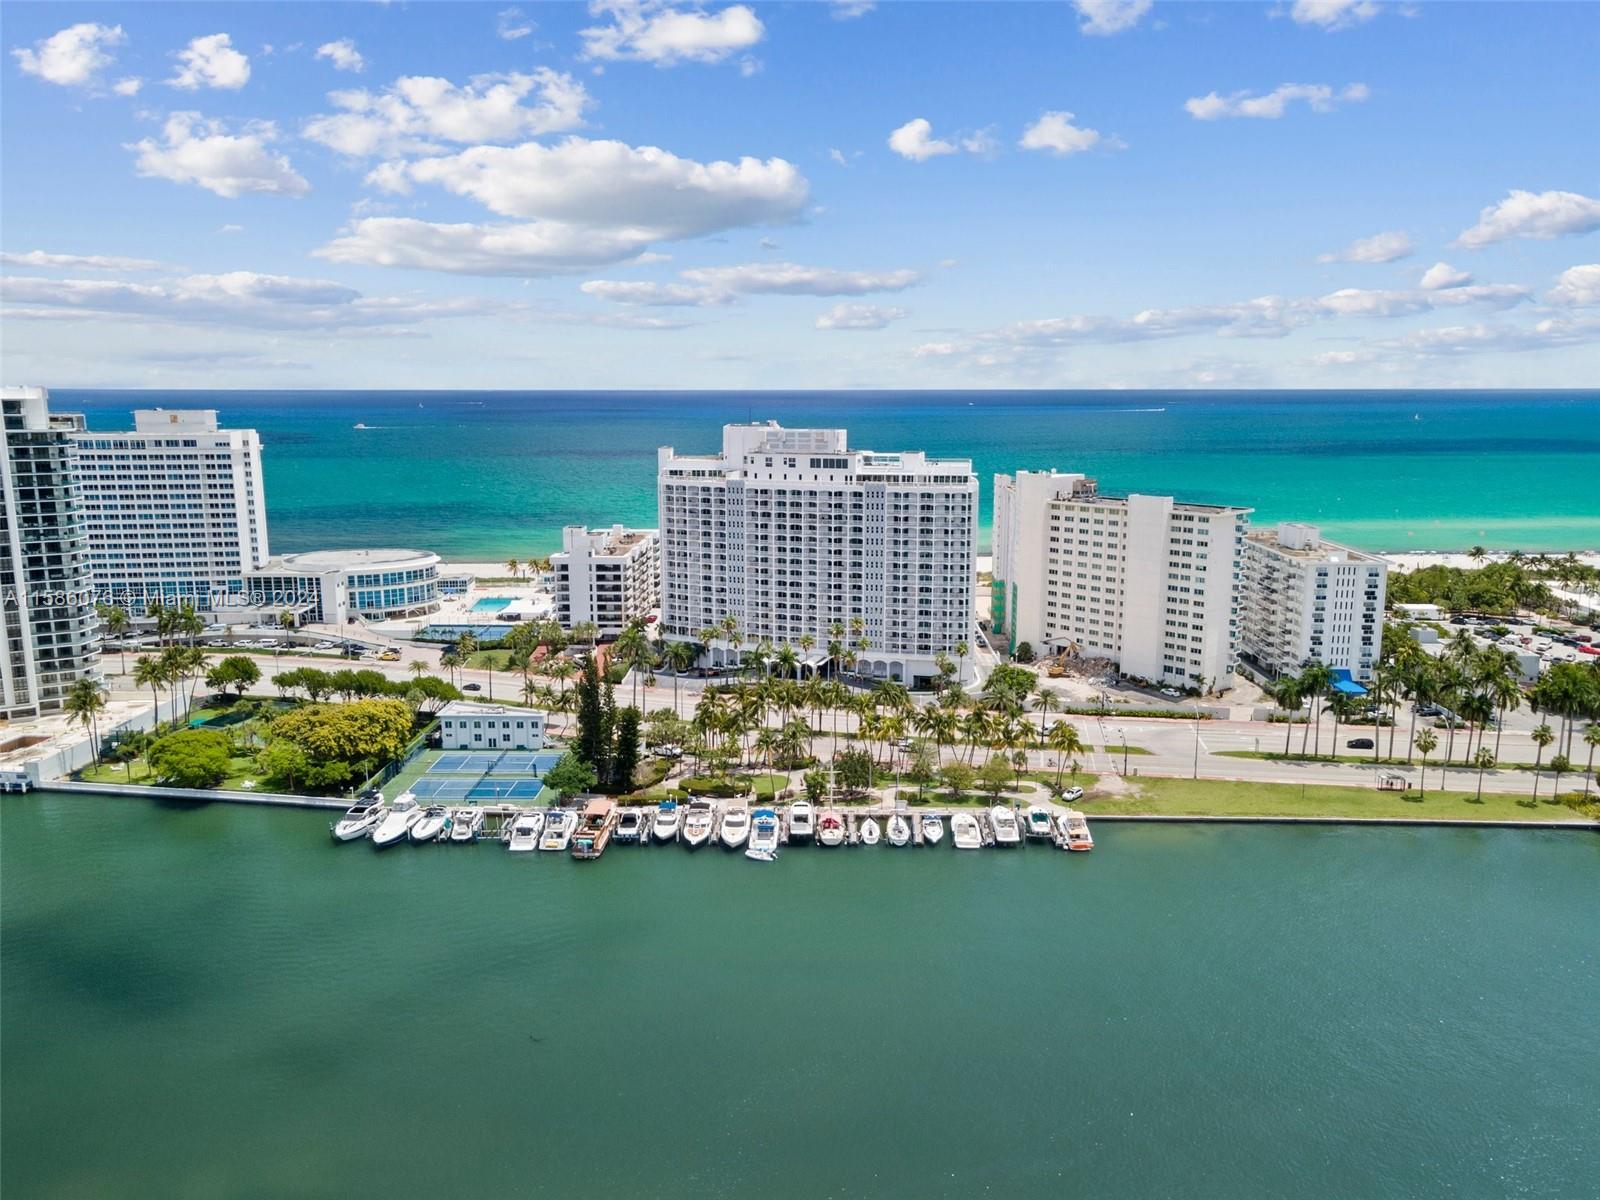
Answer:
551, 524, 660, 637
1, 387, 100, 718
1239, 522, 1387, 683
658, 422, 978, 685
70, 408, 268, 612
993, 470, 1252, 691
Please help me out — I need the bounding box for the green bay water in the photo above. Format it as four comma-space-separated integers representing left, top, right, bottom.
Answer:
54, 389, 1600, 558
3, 793, 1597, 1199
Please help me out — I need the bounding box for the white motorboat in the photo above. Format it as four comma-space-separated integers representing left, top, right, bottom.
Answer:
787, 799, 815, 841
614, 808, 645, 843
920, 814, 944, 846
539, 808, 576, 851
817, 810, 846, 847
332, 797, 384, 842
719, 804, 750, 850
682, 800, 714, 849
1024, 806, 1056, 841
951, 812, 983, 850
652, 800, 680, 842
746, 807, 780, 859
859, 816, 881, 846
449, 807, 483, 842
990, 804, 1022, 847
371, 794, 420, 848
1059, 809, 1094, 852
507, 811, 544, 852
410, 804, 449, 842
886, 813, 911, 847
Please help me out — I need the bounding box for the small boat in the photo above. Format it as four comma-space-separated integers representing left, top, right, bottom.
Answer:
787, 799, 815, 841
371, 794, 420, 848
951, 812, 983, 850
990, 804, 1021, 847
652, 799, 680, 842
614, 808, 645, 843
539, 808, 575, 851
353, 422, 371, 430
331, 796, 384, 842
747, 807, 780, 859
920, 814, 944, 846
682, 799, 714, 849
410, 804, 449, 842
571, 798, 616, 860
886, 813, 911, 847
817, 810, 845, 847
449, 807, 483, 842
1024, 806, 1056, 841
719, 804, 750, 850
859, 816, 881, 846
1059, 809, 1094, 852
507, 810, 544, 852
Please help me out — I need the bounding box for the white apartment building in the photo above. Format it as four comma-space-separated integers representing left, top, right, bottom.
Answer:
70, 408, 268, 612
993, 470, 1252, 691
436, 700, 546, 750
2, 387, 100, 718
658, 422, 978, 686
551, 524, 660, 637
1239, 522, 1387, 683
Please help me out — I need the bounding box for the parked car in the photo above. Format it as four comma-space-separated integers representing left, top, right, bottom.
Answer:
1061, 786, 1085, 802
463, 683, 482, 692
1347, 738, 1375, 750
1159, 687, 1182, 698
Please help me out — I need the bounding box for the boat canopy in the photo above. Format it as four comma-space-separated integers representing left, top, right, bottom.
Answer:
582, 798, 615, 818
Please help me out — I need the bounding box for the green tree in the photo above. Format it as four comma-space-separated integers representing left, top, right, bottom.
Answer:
269, 699, 414, 767
206, 654, 261, 699
64, 678, 109, 767
573, 653, 615, 784
543, 752, 598, 799
802, 768, 829, 803
257, 739, 310, 791
905, 741, 938, 803
1414, 728, 1438, 797
1471, 747, 1496, 802
98, 604, 132, 674
976, 757, 1013, 800
1014, 641, 1035, 664
611, 706, 642, 793
939, 761, 975, 801
147, 728, 232, 788
833, 747, 874, 794
1530, 722, 1554, 803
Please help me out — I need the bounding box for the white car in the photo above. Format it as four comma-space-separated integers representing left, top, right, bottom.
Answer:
1159, 687, 1182, 698
1061, 786, 1084, 802
313, 641, 335, 650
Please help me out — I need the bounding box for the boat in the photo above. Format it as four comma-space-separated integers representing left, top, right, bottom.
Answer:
449, 807, 483, 842
719, 804, 751, 850
951, 812, 983, 850
614, 807, 645, 843
410, 804, 449, 842
507, 810, 544, 852
990, 804, 1021, 847
920, 814, 944, 846
331, 796, 384, 842
682, 799, 714, 849
571, 798, 617, 860
371, 794, 420, 848
817, 810, 845, 847
539, 808, 575, 851
787, 798, 815, 841
859, 816, 881, 846
746, 807, 780, 859
353, 422, 371, 430
886, 813, 911, 846
1059, 809, 1094, 852
652, 799, 680, 842
1024, 806, 1056, 841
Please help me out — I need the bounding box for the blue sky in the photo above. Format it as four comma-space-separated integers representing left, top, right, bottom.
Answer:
3, 0, 1597, 389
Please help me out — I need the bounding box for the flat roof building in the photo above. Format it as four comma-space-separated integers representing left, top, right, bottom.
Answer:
551, 524, 659, 637
436, 700, 546, 750
244, 548, 441, 626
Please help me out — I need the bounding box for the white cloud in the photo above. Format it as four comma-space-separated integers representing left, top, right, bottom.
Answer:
1314, 283, 1527, 318
829, 148, 850, 167
315, 39, 365, 73
580, 1, 765, 66
1378, 317, 1600, 358
583, 261, 920, 306
1455, 189, 1600, 249
12, 22, 125, 88
168, 33, 251, 91
129, 113, 309, 199
497, 7, 536, 39
816, 303, 908, 330
1072, 0, 1153, 36
1547, 264, 1600, 308
829, 1, 876, 18
1, 250, 164, 272
1317, 230, 1413, 264
316, 218, 661, 276
888, 118, 957, 161
304, 70, 590, 157
1018, 111, 1103, 157
1289, 0, 1380, 31
580, 280, 732, 306
1186, 82, 1369, 120
1419, 262, 1472, 290
113, 76, 142, 96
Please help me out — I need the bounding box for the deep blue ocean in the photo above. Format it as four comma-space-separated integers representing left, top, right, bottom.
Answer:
53, 390, 1599, 558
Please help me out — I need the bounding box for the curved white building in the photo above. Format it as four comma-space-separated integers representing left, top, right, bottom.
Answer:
244, 548, 440, 625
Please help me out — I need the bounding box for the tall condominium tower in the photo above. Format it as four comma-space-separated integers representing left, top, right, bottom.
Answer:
658, 422, 978, 686
551, 524, 661, 638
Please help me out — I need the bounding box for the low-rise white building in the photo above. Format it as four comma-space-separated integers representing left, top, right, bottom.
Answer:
550, 524, 659, 637
243, 549, 440, 626
436, 700, 545, 750
1239, 523, 1388, 683
993, 469, 1252, 690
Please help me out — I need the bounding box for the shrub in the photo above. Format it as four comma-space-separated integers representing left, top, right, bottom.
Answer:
147, 728, 232, 789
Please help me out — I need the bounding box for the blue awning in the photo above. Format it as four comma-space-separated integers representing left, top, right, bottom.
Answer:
1329, 668, 1367, 696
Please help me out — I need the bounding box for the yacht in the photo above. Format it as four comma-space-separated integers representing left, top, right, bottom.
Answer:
1059, 809, 1094, 852
1024, 806, 1056, 841
331, 796, 384, 842
614, 808, 645, 843
817, 810, 846, 847
886, 813, 911, 847
920, 814, 944, 846
859, 816, 881, 846
682, 799, 714, 849
787, 799, 815, 841
539, 808, 575, 851
746, 808, 780, 860
719, 804, 751, 850
410, 804, 449, 842
449, 807, 483, 842
571, 798, 617, 859
371, 794, 421, 849
990, 805, 1022, 847
507, 810, 544, 852
951, 812, 983, 850
652, 799, 680, 842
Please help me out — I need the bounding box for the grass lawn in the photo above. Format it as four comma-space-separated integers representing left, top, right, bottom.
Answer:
77, 753, 269, 792
1213, 749, 1553, 772
464, 649, 521, 671
1100, 743, 1152, 756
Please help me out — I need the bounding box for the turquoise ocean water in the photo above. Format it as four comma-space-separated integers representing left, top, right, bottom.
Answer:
55, 390, 1600, 558
2, 793, 1597, 1198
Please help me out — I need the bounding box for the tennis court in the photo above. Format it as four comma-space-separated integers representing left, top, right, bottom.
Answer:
408, 776, 546, 801
401, 748, 563, 803
429, 750, 565, 776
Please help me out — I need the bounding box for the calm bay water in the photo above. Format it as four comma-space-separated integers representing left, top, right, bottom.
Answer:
3, 792, 1597, 1199
54, 389, 1600, 558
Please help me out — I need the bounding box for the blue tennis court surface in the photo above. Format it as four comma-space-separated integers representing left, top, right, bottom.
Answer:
409, 776, 545, 801
405, 748, 561, 803
430, 750, 564, 775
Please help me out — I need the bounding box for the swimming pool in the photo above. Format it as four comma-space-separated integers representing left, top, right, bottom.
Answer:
469, 597, 513, 614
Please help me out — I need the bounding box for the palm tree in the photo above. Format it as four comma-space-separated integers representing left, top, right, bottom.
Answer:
505, 557, 520, 580
440, 649, 462, 687
1530, 722, 1555, 804
1032, 688, 1061, 739
774, 644, 800, 681
1269, 674, 1303, 756
1403, 658, 1440, 765
1368, 663, 1399, 762
664, 640, 697, 715
1583, 723, 1600, 800
1415, 728, 1438, 797
64, 678, 109, 769
98, 604, 132, 675
1298, 661, 1333, 758
953, 639, 969, 686
133, 654, 165, 718
1046, 719, 1084, 789
1471, 747, 1496, 802
1468, 545, 1487, 564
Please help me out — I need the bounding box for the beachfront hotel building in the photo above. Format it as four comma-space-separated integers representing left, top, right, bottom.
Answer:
550, 524, 660, 637
657, 422, 978, 686
992, 470, 1252, 691
1, 387, 100, 718
1238, 523, 1388, 683
243, 549, 441, 626
69, 408, 269, 612
436, 700, 546, 750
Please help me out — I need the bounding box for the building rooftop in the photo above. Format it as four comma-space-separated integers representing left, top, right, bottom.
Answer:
1247, 523, 1384, 563
438, 700, 545, 720
262, 548, 440, 572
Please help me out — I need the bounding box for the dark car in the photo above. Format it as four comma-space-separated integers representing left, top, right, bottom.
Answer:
1347, 738, 1375, 750
463, 683, 483, 692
